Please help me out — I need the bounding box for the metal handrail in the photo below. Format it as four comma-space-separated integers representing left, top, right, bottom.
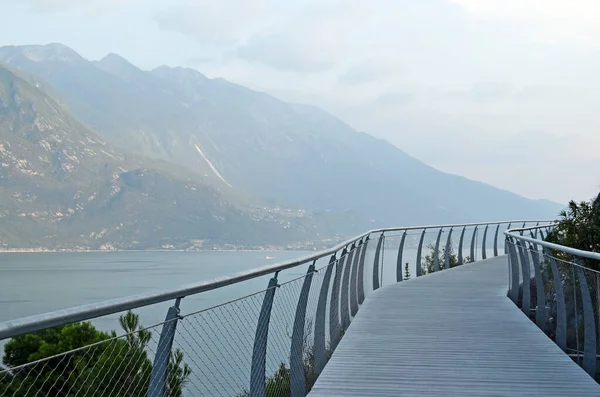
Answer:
504, 222, 600, 379
505, 225, 600, 262
0, 219, 551, 340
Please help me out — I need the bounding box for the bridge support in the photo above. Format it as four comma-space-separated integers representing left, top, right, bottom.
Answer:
470, 226, 478, 262
482, 225, 488, 260
444, 228, 453, 270
148, 298, 181, 397
530, 244, 548, 333
350, 240, 362, 316
250, 276, 279, 397
575, 261, 597, 378
458, 227, 466, 266
290, 263, 316, 397
416, 230, 426, 277
516, 240, 531, 316
396, 232, 407, 282
547, 250, 566, 351
433, 228, 443, 272
314, 255, 335, 376
341, 245, 355, 330
358, 237, 368, 304
493, 224, 500, 257
330, 249, 346, 350
373, 233, 384, 290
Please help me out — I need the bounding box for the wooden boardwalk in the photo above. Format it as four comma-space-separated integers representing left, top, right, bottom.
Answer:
309, 256, 600, 396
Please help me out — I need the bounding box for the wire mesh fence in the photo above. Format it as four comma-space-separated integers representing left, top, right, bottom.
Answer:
506, 235, 600, 382
0, 313, 189, 397
0, 221, 546, 397
170, 254, 340, 397
376, 223, 517, 287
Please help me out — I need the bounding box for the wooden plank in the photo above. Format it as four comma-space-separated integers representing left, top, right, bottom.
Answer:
309, 256, 600, 396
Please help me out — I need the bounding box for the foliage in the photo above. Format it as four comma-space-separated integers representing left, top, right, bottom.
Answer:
422, 241, 473, 275
546, 198, 600, 270
237, 319, 330, 397
0, 311, 190, 397
404, 263, 411, 280
542, 195, 600, 373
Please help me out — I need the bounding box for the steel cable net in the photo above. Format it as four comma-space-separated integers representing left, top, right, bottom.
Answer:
508, 239, 600, 381
0, 316, 187, 397
545, 255, 600, 380
172, 255, 334, 397
173, 290, 266, 396
377, 225, 493, 287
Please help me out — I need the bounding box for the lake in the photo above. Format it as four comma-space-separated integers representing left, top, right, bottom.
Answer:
0, 234, 495, 395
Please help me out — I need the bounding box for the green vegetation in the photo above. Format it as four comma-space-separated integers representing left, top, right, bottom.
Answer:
0, 311, 190, 396
538, 195, 600, 381
544, 195, 600, 328
237, 319, 331, 397
546, 196, 600, 269
237, 347, 330, 397
422, 241, 473, 275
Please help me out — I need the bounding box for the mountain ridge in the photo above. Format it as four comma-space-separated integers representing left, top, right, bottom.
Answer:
0, 43, 563, 239
0, 62, 337, 250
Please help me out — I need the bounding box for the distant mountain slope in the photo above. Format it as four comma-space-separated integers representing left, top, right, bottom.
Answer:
0, 63, 321, 250
0, 44, 563, 228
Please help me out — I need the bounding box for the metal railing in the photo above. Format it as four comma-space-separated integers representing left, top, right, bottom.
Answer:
0, 220, 550, 397
505, 225, 600, 381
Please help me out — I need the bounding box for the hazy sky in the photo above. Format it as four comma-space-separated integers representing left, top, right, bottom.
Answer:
1, 0, 599, 204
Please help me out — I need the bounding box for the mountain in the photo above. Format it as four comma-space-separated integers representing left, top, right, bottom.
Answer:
0, 63, 325, 250
0, 44, 563, 229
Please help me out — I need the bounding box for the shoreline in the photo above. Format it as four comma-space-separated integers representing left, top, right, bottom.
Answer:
0, 247, 319, 253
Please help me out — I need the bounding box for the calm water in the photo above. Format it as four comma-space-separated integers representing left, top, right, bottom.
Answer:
0, 250, 318, 395
0, 230, 496, 324
0, 251, 314, 325
0, 236, 496, 395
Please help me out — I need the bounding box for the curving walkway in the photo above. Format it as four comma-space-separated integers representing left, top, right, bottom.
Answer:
309, 256, 600, 396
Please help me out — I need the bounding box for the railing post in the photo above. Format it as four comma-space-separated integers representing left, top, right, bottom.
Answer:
444, 228, 453, 270
396, 232, 407, 282
350, 240, 362, 316
575, 260, 597, 378
373, 233, 384, 290
433, 228, 443, 272
516, 240, 531, 316
330, 248, 346, 350
416, 229, 426, 277
148, 298, 182, 397
530, 244, 548, 333
341, 244, 355, 331
458, 227, 466, 266
358, 237, 369, 305
470, 226, 478, 262
493, 224, 500, 257
250, 275, 279, 397
507, 238, 520, 304
290, 263, 316, 397
314, 255, 335, 376
504, 223, 512, 255
482, 225, 488, 260
546, 249, 566, 351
